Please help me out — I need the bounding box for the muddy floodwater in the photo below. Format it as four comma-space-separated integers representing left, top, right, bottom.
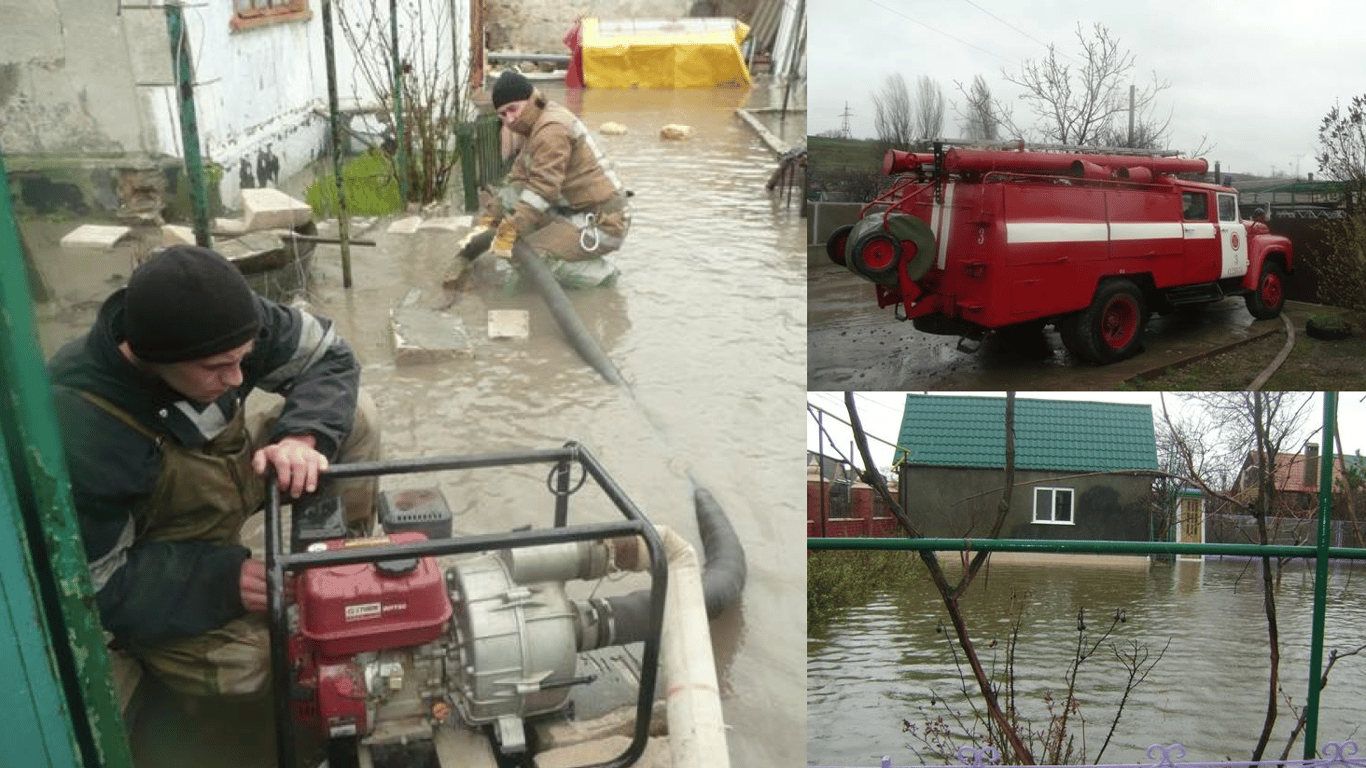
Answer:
29, 79, 805, 767
809, 558, 1366, 767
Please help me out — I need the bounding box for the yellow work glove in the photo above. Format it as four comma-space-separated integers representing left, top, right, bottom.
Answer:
491, 221, 517, 260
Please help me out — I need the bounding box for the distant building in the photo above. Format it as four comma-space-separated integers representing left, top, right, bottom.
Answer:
806, 452, 901, 538
893, 395, 1160, 546
1213, 443, 1366, 547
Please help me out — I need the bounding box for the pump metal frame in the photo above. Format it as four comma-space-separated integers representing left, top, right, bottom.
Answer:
264, 442, 668, 768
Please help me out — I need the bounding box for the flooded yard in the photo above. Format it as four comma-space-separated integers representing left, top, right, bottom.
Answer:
27, 78, 805, 767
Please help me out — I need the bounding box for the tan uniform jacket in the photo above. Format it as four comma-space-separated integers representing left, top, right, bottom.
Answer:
504, 90, 626, 235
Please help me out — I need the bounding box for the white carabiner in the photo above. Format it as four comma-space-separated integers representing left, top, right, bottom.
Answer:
579, 211, 601, 252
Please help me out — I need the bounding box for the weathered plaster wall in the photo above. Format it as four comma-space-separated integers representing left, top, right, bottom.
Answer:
180, 0, 473, 209
484, 0, 756, 55
899, 466, 1153, 542
3, 0, 472, 214
0, 1, 154, 155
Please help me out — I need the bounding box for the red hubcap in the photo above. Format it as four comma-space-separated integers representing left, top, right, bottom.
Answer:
861, 238, 896, 270
1101, 296, 1138, 350
1261, 272, 1283, 308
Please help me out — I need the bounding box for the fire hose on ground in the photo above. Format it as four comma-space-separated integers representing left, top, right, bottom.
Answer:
508, 238, 747, 767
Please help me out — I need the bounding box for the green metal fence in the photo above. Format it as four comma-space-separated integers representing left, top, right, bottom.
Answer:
457, 113, 510, 212
810, 394, 1342, 760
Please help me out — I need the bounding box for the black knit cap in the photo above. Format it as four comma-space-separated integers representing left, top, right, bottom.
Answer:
491, 69, 533, 110
124, 245, 260, 364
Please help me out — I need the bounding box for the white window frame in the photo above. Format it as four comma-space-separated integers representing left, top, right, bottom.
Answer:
1033, 486, 1075, 525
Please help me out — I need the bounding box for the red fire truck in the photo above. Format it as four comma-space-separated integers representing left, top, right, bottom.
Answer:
825, 145, 1294, 364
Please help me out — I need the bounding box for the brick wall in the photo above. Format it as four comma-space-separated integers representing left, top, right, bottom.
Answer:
807, 479, 901, 538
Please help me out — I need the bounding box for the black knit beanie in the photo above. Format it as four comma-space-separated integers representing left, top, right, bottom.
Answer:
491, 69, 533, 110
124, 246, 261, 363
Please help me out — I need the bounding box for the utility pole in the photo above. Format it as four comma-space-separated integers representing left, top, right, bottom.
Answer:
839, 102, 854, 139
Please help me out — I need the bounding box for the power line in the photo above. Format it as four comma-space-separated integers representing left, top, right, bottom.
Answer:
961, 0, 1067, 60
860, 0, 1013, 64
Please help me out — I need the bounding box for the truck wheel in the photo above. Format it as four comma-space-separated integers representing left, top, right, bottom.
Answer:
1075, 280, 1147, 364
848, 229, 900, 285
1057, 314, 1086, 359
825, 224, 853, 267
1245, 261, 1287, 320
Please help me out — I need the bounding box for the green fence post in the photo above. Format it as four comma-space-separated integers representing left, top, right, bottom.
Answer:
164, 2, 213, 247
1304, 392, 1336, 758
0, 150, 135, 767
458, 122, 478, 212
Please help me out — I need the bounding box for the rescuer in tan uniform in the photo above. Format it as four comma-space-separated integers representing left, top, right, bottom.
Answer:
482, 69, 631, 288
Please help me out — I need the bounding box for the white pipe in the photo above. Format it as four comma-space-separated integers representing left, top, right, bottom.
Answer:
623, 525, 730, 768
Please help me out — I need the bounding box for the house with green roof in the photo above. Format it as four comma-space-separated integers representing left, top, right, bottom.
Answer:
894, 394, 1160, 545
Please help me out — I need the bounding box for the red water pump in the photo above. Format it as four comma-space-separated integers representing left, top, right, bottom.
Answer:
265, 449, 669, 768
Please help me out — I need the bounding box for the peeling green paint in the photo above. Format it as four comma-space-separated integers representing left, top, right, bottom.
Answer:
1, 147, 134, 766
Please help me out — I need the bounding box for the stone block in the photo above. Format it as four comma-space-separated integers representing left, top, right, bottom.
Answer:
240, 188, 313, 231
161, 224, 195, 246
487, 309, 530, 340
418, 216, 474, 233
60, 224, 131, 250
215, 216, 248, 236
390, 305, 473, 365
387, 215, 423, 235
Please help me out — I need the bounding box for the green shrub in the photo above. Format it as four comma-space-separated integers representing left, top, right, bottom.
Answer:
306, 149, 404, 219
808, 549, 922, 629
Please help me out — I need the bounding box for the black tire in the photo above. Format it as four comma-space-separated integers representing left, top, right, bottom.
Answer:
1073, 280, 1148, 364
825, 224, 853, 267
847, 228, 900, 285
1245, 260, 1287, 320
1057, 314, 1087, 359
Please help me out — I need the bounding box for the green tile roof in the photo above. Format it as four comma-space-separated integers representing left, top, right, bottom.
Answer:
894, 395, 1159, 472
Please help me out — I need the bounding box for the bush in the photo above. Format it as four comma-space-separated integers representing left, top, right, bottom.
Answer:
305, 149, 404, 219
808, 549, 922, 629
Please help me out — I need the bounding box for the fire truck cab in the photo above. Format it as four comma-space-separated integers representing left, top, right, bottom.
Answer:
826, 145, 1294, 364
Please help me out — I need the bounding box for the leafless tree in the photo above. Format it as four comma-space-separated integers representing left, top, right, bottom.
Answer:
1002, 22, 1171, 148
915, 75, 946, 141
336, 2, 470, 205
1158, 392, 1315, 762
872, 73, 914, 148
958, 75, 1000, 141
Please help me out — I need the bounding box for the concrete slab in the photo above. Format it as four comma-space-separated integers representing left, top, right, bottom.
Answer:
60, 224, 130, 249
487, 309, 530, 340
418, 216, 474, 233
215, 217, 248, 236
240, 188, 313, 231
534, 735, 670, 768
390, 305, 473, 365
161, 224, 195, 246
387, 215, 423, 235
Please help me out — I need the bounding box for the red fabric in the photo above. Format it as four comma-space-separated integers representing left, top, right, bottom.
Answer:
563, 20, 585, 88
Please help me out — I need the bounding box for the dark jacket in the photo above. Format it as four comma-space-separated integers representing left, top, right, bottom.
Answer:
48, 288, 361, 644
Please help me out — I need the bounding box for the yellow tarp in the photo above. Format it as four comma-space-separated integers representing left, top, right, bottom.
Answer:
580, 17, 752, 89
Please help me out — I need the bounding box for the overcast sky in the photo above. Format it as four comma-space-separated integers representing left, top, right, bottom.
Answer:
807, 391, 1366, 474
808, 0, 1365, 178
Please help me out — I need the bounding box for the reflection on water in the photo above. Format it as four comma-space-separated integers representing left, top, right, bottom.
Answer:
809, 557, 1366, 766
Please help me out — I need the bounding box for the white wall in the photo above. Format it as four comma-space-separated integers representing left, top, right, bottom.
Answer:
176, 0, 473, 209
1, 0, 473, 213
0, 1, 156, 155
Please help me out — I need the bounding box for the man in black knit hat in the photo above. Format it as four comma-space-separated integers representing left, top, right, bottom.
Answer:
476, 68, 631, 289
48, 245, 380, 698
